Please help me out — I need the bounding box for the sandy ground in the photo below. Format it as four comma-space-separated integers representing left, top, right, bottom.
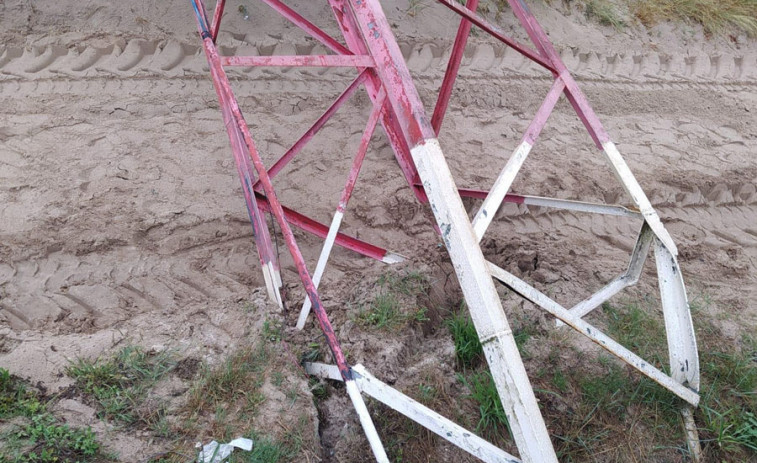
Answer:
0, 0, 755, 461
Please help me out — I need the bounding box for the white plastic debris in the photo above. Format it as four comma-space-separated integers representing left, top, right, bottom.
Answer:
196, 437, 253, 463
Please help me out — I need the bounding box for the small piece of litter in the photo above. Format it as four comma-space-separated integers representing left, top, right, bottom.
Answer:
238, 5, 250, 21
197, 437, 254, 463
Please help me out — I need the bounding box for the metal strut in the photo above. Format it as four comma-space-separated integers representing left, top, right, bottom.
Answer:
188, 0, 701, 461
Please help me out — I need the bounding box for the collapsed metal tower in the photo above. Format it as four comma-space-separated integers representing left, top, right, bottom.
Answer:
188, 0, 701, 461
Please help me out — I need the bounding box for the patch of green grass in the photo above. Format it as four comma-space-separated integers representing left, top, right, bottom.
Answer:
6, 414, 101, 463
357, 293, 405, 329
377, 271, 429, 296
633, 0, 757, 36
551, 369, 569, 393
0, 368, 43, 419
300, 342, 322, 364
356, 271, 430, 331
548, 299, 757, 460
458, 371, 510, 440
244, 432, 299, 463
187, 344, 270, 414
66, 346, 176, 428
513, 321, 541, 359
696, 328, 757, 457
445, 309, 483, 368
0, 372, 109, 463
308, 377, 329, 401
602, 301, 666, 365
584, 0, 626, 28
417, 383, 438, 404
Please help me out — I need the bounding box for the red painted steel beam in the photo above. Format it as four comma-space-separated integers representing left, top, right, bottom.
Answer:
431, 0, 479, 135
434, 0, 555, 72
259, 0, 353, 56
523, 77, 565, 144
191, 0, 281, 298
192, 0, 352, 381
253, 70, 369, 190
505, 0, 609, 147
327, 0, 428, 203
346, 0, 436, 147
254, 192, 397, 263
339, 94, 385, 212
210, 0, 225, 42
221, 54, 374, 67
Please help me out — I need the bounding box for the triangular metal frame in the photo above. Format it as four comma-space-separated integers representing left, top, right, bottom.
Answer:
188, 1, 701, 461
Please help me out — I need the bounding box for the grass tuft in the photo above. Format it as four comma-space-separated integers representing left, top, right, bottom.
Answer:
0, 368, 43, 419
445, 308, 484, 368
633, 0, 757, 36
66, 345, 176, 428
0, 370, 109, 463
458, 371, 510, 440
10, 415, 101, 463
696, 327, 757, 457
584, 0, 626, 28
356, 271, 430, 331
187, 344, 269, 414
548, 299, 757, 460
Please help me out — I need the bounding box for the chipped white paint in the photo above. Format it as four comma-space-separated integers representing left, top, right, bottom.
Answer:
411, 139, 558, 463
305, 363, 521, 463
304, 362, 343, 381
654, 239, 700, 388
381, 252, 405, 264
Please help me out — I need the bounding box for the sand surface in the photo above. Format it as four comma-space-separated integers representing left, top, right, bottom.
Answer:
0, 0, 755, 461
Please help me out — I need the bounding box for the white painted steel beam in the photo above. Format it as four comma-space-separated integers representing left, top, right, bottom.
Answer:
473, 140, 533, 241
487, 261, 699, 406
557, 276, 628, 327
518, 196, 641, 218
304, 361, 343, 381
297, 211, 344, 329
346, 0, 558, 458
345, 379, 389, 462
557, 222, 653, 326
654, 239, 700, 389
601, 141, 678, 255
305, 363, 521, 463
411, 140, 559, 463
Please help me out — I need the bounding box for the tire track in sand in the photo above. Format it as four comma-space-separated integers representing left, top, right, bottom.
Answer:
0, 38, 755, 87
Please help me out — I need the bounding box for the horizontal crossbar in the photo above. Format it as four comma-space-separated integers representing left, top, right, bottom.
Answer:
221, 54, 375, 67
456, 188, 642, 217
